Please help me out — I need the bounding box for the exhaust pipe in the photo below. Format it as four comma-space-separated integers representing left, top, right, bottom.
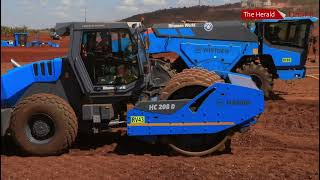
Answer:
10, 59, 21, 68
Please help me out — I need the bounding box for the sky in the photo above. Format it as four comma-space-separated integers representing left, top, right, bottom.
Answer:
1, 0, 240, 29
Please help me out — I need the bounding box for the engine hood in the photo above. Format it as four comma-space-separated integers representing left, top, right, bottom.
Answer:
1, 58, 63, 107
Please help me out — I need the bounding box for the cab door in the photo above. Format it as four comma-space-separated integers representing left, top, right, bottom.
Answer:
262, 20, 312, 68
70, 28, 143, 98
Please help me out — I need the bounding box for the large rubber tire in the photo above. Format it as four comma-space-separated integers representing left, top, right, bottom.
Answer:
9, 93, 78, 156
236, 62, 273, 98
160, 69, 230, 156
160, 68, 222, 100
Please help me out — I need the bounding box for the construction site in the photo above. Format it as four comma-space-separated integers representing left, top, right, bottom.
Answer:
1, 0, 319, 179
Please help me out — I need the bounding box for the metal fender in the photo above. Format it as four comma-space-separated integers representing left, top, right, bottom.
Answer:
1, 58, 63, 107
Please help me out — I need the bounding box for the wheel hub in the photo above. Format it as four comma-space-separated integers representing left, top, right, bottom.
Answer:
31, 120, 51, 138
26, 113, 55, 143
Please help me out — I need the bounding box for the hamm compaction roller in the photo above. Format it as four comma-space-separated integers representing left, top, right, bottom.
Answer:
1, 22, 264, 156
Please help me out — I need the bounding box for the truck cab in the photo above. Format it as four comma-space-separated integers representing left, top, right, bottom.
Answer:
255, 17, 318, 80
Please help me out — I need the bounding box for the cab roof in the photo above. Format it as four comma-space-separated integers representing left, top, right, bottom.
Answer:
55, 22, 141, 36
151, 21, 258, 42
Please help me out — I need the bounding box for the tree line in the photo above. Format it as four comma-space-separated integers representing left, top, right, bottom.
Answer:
1, 26, 54, 36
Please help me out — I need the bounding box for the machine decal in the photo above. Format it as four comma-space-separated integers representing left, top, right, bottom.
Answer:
168, 23, 196, 28
204, 22, 213, 31
130, 116, 145, 124
226, 100, 251, 105
134, 100, 189, 114
128, 122, 235, 127
148, 103, 176, 111
282, 58, 292, 63
203, 47, 229, 54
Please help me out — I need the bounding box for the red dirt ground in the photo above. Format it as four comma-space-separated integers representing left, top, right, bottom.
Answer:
1, 34, 319, 179
1, 47, 68, 63
1, 32, 70, 48
1, 33, 69, 64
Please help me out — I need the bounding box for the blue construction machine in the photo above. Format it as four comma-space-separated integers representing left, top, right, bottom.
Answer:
143, 17, 318, 97
1, 32, 60, 48
1, 22, 264, 156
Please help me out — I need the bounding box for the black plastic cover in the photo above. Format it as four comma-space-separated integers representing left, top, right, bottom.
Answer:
152, 21, 258, 42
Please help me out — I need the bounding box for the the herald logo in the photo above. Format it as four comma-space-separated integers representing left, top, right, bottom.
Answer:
241, 9, 285, 20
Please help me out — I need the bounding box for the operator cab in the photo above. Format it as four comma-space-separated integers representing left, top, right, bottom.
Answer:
253, 17, 318, 74
55, 22, 148, 100
80, 29, 139, 86
255, 17, 317, 55
260, 20, 312, 49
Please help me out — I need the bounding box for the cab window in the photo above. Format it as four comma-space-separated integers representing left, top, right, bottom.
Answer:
264, 22, 309, 48
80, 30, 139, 86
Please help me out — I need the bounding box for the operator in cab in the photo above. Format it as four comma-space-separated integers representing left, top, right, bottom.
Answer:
96, 32, 112, 57
115, 64, 138, 85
